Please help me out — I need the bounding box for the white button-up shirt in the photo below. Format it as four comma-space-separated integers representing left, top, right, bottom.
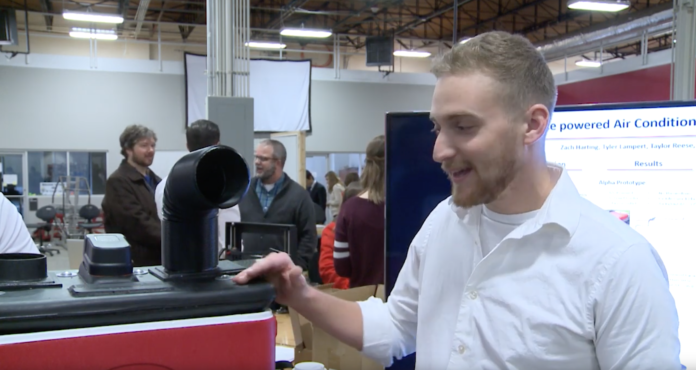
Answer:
359, 165, 681, 369
0, 193, 39, 254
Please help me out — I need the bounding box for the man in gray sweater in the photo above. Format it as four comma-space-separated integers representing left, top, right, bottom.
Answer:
239, 139, 317, 270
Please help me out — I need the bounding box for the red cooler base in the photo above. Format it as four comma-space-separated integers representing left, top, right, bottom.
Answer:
0, 311, 276, 370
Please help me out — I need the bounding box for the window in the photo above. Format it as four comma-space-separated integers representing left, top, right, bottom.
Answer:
329, 153, 367, 181
28, 151, 107, 196
69, 152, 107, 195
28, 151, 67, 196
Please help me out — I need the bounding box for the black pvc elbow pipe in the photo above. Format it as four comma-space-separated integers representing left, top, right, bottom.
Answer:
161, 145, 250, 275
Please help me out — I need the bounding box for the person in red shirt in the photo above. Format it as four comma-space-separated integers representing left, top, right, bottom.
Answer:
319, 182, 362, 289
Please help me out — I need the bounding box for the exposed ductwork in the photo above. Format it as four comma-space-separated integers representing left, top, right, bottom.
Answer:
133, 0, 152, 39
539, 8, 674, 62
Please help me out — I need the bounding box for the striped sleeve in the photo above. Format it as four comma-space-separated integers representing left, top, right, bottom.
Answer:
333, 201, 352, 278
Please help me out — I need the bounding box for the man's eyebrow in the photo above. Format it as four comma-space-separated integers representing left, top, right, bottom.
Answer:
432, 112, 482, 123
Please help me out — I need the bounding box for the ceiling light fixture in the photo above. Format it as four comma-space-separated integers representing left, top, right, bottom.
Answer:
393, 50, 432, 58
69, 28, 118, 40
280, 28, 332, 38
567, 0, 630, 12
575, 59, 602, 68
245, 41, 287, 49
63, 11, 124, 24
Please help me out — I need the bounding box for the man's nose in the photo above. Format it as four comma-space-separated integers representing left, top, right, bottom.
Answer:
432, 134, 456, 163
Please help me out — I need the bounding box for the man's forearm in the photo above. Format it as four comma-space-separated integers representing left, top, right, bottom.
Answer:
293, 286, 364, 350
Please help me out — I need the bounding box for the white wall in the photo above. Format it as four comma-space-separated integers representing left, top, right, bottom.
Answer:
308, 80, 434, 152
1, 45, 665, 181
0, 66, 187, 177
0, 55, 436, 176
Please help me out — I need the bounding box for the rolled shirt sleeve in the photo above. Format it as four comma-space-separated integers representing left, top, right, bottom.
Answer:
357, 227, 423, 367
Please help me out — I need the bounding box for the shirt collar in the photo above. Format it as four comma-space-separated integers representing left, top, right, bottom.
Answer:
449, 163, 581, 238
257, 173, 285, 192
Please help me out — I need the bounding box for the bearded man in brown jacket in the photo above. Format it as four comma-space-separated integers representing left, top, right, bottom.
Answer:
102, 125, 162, 267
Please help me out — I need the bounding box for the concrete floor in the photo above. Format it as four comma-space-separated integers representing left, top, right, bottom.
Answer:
43, 244, 71, 271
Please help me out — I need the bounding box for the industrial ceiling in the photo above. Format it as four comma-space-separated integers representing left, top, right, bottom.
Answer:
0, 0, 676, 62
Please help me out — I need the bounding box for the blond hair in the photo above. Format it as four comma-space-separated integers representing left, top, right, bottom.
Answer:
325, 171, 343, 193
360, 135, 385, 204
431, 31, 557, 115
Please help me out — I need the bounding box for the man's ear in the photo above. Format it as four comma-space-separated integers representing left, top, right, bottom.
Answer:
524, 104, 550, 145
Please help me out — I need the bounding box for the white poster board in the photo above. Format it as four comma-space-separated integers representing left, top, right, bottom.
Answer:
185, 54, 311, 132
547, 104, 696, 365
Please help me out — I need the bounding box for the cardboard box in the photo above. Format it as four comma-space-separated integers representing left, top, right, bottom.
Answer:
289, 284, 385, 370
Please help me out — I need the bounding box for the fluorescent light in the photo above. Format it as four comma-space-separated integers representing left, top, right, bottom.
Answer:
575, 59, 602, 67
568, 0, 630, 12
69, 28, 118, 40
245, 41, 287, 49
280, 28, 332, 38
393, 50, 432, 58
63, 11, 124, 24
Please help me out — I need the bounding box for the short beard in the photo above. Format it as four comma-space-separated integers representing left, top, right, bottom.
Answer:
131, 154, 152, 168
259, 163, 276, 182
448, 142, 521, 209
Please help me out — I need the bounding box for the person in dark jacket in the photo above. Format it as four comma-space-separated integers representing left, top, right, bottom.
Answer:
102, 125, 161, 267
239, 139, 317, 270
306, 170, 327, 212
306, 170, 327, 225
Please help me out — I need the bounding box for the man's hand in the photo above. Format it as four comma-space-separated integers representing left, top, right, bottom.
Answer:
233, 252, 309, 307
235, 252, 366, 352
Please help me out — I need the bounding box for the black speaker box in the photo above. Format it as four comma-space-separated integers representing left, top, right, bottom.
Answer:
366, 35, 394, 67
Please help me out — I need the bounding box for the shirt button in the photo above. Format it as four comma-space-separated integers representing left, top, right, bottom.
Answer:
458, 345, 466, 354
468, 291, 478, 300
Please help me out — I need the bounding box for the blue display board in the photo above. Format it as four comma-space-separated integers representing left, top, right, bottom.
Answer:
384, 112, 451, 370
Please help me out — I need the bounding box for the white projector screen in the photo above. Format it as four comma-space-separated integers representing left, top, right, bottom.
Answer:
547, 102, 696, 366
184, 53, 311, 132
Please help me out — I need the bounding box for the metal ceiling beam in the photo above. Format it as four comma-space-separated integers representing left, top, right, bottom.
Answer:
133, 0, 150, 39
133, 0, 153, 38
538, 8, 674, 61
176, 1, 205, 41
38, 0, 53, 31
339, 4, 395, 35
265, 0, 312, 29
393, 0, 474, 36
458, 0, 547, 35
331, 1, 383, 30
533, 1, 673, 44
251, 6, 353, 16
116, 0, 129, 33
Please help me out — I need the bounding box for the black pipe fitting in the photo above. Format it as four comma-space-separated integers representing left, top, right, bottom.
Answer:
161, 145, 250, 275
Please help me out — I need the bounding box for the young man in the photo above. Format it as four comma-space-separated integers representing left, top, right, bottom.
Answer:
154, 120, 240, 255
234, 31, 681, 369
238, 139, 316, 270
102, 125, 161, 267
